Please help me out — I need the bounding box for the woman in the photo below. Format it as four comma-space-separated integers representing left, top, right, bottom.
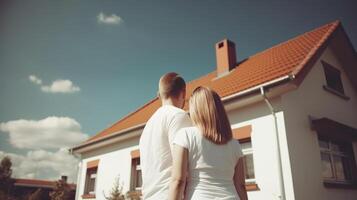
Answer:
168, 86, 248, 200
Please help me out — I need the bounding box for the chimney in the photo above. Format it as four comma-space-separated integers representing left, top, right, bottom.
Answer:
61, 175, 68, 183
215, 39, 237, 76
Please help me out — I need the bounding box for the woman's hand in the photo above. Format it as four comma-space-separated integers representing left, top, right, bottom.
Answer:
168, 144, 188, 200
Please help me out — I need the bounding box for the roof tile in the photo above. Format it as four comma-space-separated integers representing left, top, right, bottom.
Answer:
85, 20, 340, 143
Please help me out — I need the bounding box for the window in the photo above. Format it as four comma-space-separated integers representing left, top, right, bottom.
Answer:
319, 136, 354, 184
322, 61, 345, 95
311, 117, 357, 188
232, 125, 257, 189
83, 159, 99, 197
241, 142, 255, 183
130, 152, 142, 191
84, 167, 98, 195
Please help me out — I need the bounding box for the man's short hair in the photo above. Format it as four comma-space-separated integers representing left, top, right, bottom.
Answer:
159, 72, 186, 99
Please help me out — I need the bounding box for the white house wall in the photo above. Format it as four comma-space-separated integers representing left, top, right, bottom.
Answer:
228, 99, 295, 200
76, 136, 140, 200
281, 45, 357, 200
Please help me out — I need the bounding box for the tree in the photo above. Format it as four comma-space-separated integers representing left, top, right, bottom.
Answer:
0, 156, 15, 200
103, 176, 125, 200
49, 177, 73, 200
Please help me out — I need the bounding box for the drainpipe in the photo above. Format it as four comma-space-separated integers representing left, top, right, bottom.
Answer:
260, 87, 286, 200
69, 148, 82, 200
75, 161, 82, 200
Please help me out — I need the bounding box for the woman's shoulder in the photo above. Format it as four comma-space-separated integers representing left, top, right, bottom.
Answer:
228, 139, 244, 159
178, 126, 200, 139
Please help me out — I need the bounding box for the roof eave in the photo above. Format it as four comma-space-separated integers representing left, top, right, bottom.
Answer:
71, 123, 145, 154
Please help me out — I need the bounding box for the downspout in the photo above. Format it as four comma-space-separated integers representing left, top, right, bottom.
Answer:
69, 148, 82, 200
75, 161, 82, 200
260, 87, 286, 200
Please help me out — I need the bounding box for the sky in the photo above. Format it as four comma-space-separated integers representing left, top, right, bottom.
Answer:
0, 0, 356, 182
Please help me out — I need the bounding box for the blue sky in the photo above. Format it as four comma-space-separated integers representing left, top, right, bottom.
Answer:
0, 0, 356, 181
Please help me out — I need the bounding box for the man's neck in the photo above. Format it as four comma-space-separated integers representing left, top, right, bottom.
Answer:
162, 98, 181, 108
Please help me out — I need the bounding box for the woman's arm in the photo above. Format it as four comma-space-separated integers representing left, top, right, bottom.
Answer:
234, 157, 248, 200
169, 144, 188, 200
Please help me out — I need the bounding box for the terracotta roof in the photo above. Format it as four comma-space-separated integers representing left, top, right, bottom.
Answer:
15, 178, 76, 189
85, 20, 340, 143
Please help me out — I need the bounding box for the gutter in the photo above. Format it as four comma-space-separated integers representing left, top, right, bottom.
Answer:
222, 74, 295, 102
72, 74, 296, 153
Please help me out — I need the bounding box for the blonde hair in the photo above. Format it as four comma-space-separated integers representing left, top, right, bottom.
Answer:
189, 86, 232, 144
159, 72, 186, 99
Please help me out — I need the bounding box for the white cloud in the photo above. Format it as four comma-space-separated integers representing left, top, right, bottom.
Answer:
28, 75, 80, 94
0, 116, 88, 149
41, 79, 80, 93
0, 148, 79, 183
97, 12, 123, 25
29, 75, 42, 85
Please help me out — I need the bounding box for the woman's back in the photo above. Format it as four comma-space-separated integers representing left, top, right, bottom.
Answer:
173, 127, 243, 200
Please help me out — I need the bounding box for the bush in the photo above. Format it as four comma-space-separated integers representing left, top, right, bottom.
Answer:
103, 176, 125, 200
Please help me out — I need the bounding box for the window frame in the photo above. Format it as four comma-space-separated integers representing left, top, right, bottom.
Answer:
84, 166, 98, 196
232, 125, 259, 191
130, 157, 142, 191
311, 117, 357, 189
319, 137, 355, 184
241, 141, 256, 184
321, 61, 349, 100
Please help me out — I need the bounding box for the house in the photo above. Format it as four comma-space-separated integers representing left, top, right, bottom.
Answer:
71, 20, 357, 200
13, 176, 76, 200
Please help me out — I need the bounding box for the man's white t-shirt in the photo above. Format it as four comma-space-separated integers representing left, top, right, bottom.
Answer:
139, 105, 192, 200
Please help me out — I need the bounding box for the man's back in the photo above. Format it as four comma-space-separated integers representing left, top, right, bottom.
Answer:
139, 105, 191, 200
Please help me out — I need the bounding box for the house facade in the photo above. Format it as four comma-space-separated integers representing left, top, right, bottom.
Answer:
71, 21, 357, 200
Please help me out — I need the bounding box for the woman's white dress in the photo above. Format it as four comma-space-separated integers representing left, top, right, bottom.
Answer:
173, 127, 244, 200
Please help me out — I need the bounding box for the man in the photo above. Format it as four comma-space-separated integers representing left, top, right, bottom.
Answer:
139, 72, 192, 200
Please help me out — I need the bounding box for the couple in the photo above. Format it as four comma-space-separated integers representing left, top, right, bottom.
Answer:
139, 72, 248, 200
